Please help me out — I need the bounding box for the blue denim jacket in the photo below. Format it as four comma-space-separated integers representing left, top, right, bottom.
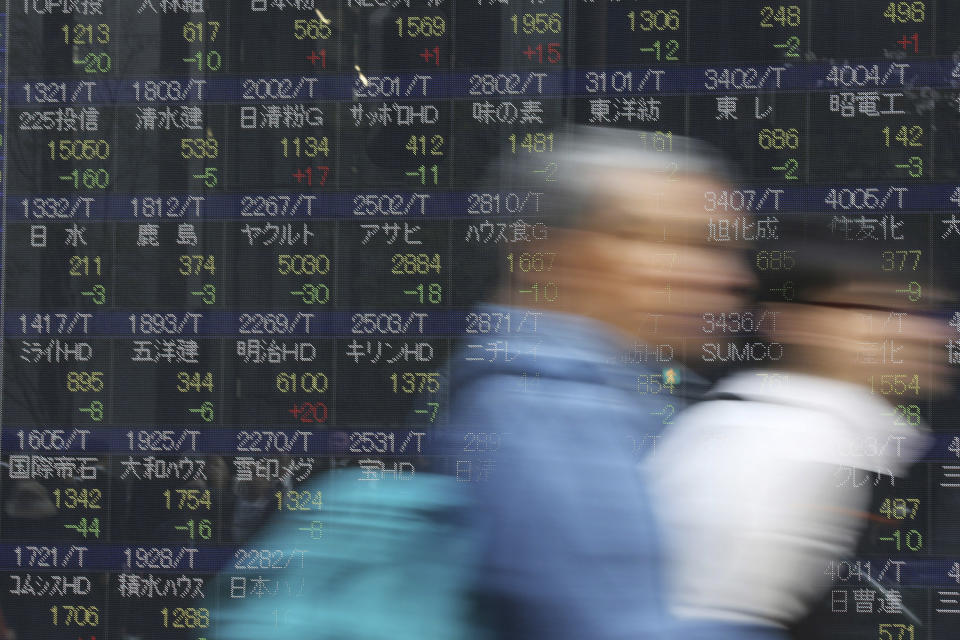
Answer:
450, 305, 708, 639
211, 306, 715, 640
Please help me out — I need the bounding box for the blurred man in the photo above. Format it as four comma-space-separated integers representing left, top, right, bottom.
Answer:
645, 227, 942, 639
212, 127, 751, 640
451, 126, 752, 639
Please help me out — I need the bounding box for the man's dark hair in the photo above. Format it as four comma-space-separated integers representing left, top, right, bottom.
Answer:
753, 215, 913, 306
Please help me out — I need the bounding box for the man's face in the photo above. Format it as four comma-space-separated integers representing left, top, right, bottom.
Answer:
768, 283, 953, 395
561, 170, 752, 339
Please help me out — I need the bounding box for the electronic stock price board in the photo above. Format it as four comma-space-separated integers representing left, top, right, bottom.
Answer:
2, 0, 960, 638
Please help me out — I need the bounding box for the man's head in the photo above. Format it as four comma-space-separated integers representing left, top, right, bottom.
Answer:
499, 126, 753, 342
756, 222, 953, 395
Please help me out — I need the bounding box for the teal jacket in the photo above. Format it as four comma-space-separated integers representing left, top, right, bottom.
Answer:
211, 469, 482, 639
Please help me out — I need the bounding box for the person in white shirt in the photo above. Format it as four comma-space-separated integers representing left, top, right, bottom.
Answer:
644, 232, 946, 639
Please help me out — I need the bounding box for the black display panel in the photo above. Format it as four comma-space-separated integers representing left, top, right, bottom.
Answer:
1, 1, 960, 638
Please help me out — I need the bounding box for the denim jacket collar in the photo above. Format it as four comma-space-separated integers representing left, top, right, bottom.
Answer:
469, 304, 711, 399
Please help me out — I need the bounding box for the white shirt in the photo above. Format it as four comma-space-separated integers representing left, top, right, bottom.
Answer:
643, 371, 931, 628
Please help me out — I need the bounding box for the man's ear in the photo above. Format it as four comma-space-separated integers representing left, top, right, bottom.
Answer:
759, 302, 831, 349
762, 302, 870, 359
758, 302, 787, 343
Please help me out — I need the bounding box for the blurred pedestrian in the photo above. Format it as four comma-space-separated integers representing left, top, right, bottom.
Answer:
645, 227, 942, 639
451, 126, 753, 639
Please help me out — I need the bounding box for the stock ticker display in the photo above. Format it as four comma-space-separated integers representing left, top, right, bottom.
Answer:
2, 0, 960, 638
